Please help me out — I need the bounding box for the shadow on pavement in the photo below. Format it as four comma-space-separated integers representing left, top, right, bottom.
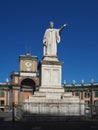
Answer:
0, 112, 98, 130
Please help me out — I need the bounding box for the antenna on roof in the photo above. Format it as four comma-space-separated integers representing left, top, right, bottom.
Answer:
25, 44, 28, 54
25, 44, 32, 55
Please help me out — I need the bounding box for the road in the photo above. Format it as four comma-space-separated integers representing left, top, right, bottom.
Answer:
0, 112, 98, 130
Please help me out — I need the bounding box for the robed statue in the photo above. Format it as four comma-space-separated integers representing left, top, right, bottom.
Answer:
43, 21, 67, 56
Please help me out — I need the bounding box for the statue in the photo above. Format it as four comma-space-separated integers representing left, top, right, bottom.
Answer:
43, 21, 67, 56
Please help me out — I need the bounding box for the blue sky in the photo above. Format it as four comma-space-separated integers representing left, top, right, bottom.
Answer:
0, 0, 98, 84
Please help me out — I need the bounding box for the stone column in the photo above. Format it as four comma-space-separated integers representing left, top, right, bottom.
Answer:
9, 90, 13, 107
80, 91, 82, 99
6, 89, 9, 106
83, 91, 85, 100
19, 91, 24, 105
7, 91, 9, 106
92, 91, 95, 105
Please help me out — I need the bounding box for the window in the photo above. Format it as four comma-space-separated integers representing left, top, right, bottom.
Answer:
0, 91, 4, 97
75, 92, 79, 96
0, 100, 4, 106
95, 92, 98, 97
85, 92, 90, 98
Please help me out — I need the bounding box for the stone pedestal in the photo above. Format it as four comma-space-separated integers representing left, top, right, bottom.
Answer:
23, 56, 85, 116
38, 57, 64, 99
39, 58, 63, 87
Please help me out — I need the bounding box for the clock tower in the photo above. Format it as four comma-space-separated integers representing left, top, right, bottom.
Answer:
19, 52, 37, 72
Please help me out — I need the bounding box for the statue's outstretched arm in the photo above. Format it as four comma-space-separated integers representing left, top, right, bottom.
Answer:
59, 24, 67, 33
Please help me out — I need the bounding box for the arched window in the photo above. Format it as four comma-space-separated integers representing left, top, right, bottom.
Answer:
85, 92, 90, 98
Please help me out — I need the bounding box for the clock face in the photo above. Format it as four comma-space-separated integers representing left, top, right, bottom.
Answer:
25, 62, 32, 67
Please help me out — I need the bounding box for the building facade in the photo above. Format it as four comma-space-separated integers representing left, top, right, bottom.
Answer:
64, 83, 98, 107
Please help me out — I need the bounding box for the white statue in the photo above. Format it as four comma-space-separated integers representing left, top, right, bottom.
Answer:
43, 21, 67, 56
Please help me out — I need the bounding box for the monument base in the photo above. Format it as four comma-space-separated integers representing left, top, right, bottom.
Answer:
24, 93, 84, 116
22, 57, 85, 116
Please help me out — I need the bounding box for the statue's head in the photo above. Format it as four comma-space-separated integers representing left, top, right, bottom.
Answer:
49, 21, 54, 29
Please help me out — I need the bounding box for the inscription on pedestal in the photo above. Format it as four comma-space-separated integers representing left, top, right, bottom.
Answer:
43, 68, 60, 85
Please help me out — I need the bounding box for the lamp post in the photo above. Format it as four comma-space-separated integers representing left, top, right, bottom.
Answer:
12, 102, 15, 122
